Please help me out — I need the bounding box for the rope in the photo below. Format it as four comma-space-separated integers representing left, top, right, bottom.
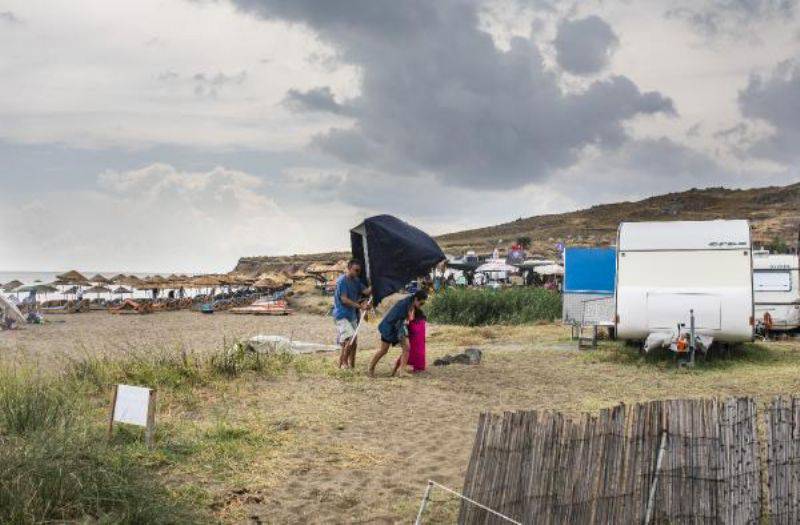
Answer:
415, 480, 522, 525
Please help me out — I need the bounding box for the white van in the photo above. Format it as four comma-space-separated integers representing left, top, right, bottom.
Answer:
753, 251, 800, 331
615, 220, 754, 352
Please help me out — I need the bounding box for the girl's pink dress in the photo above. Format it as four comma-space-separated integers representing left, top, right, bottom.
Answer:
406, 317, 427, 371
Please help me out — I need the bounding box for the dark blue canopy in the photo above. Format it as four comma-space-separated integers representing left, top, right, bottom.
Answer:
351, 215, 445, 305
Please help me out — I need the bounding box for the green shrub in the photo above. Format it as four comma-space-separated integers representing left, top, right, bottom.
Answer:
0, 431, 203, 524
0, 372, 204, 524
0, 370, 76, 435
427, 287, 562, 326
209, 341, 264, 377
208, 341, 296, 379
68, 345, 204, 390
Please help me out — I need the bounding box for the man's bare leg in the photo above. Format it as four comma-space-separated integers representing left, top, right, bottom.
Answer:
348, 339, 357, 369
338, 340, 351, 368
368, 341, 390, 377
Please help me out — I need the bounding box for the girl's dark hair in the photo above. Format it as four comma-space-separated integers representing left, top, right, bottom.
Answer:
414, 307, 427, 320
413, 290, 428, 301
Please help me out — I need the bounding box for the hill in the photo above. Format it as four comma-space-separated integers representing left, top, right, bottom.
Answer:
233, 182, 800, 274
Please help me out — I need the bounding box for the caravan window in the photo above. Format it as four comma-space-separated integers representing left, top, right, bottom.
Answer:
754, 271, 792, 292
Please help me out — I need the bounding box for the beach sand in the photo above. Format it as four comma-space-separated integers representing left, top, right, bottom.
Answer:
0, 308, 369, 366
3, 310, 800, 523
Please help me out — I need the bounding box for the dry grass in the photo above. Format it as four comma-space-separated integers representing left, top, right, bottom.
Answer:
3, 311, 800, 523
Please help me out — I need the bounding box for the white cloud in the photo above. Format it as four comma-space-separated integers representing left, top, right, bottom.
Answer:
0, 164, 357, 272
0, 0, 359, 150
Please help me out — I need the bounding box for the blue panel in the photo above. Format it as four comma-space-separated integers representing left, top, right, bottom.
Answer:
564, 247, 616, 294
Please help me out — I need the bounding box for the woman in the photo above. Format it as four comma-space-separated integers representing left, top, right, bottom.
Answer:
368, 290, 428, 377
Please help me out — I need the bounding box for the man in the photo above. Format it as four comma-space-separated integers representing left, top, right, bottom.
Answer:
333, 259, 371, 369
368, 290, 428, 378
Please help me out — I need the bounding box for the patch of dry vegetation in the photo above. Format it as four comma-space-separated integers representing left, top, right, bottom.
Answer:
3, 312, 800, 523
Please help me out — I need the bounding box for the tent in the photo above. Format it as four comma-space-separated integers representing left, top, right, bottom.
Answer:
447, 251, 481, 272
518, 259, 559, 269
476, 260, 519, 274
350, 215, 445, 305
533, 264, 564, 276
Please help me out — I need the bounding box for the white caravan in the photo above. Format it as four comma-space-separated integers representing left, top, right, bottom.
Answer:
753, 251, 800, 331
615, 220, 754, 353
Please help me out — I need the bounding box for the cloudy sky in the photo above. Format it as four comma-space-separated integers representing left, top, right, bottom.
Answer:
1, 0, 798, 272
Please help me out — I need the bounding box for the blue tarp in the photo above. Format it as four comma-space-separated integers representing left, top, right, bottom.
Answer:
350, 215, 446, 306
564, 247, 616, 294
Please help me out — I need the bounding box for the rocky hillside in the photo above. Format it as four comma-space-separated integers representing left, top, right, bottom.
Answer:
437, 182, 800, 256
233, 182, 800, 274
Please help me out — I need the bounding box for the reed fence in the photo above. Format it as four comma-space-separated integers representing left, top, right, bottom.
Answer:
456, 396, 798, 524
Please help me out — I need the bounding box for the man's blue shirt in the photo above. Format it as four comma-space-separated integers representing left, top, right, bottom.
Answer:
333, 274, 366, 322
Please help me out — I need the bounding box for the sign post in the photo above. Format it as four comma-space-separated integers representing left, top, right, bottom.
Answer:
108, 384, 157, 448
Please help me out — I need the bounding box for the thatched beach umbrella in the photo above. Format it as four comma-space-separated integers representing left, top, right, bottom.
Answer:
306, 262, 336, 274
56, 270, 90, 285
219, 273, 252, 287
124, 275, 144, 286
85, 285, 112, 299
17, 284, 58, 300
110, 274, 128, 284
191, 275, 221, 288
90, 274, 112, 285
189, 275, 222, 295
254, 272, 291, 290
61, 285, 79, 297
2, 280, 23, 293
113, 286, 133, 295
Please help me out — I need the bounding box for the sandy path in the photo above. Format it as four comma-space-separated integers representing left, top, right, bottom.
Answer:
0, 309, 379, 366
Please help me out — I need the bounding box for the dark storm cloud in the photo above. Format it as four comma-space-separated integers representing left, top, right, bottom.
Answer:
231, 0, 674, 189
553, 15, 619, 75
284, 86, 352, 115
666, 0, 796, 37
738, 59, 800, 161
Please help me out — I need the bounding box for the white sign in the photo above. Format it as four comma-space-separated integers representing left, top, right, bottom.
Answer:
109, 384, 157, 447
113, 385, 151, 426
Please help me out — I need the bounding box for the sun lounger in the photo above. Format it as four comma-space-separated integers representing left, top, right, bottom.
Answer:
229, 299, 292, 316
108, 299, 152, 314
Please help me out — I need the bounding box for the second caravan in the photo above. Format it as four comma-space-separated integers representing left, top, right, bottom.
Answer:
753, 251, 800, 331
615, 220, 754, 354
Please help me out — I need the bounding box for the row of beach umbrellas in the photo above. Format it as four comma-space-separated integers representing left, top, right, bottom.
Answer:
0, 268, 319, 296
